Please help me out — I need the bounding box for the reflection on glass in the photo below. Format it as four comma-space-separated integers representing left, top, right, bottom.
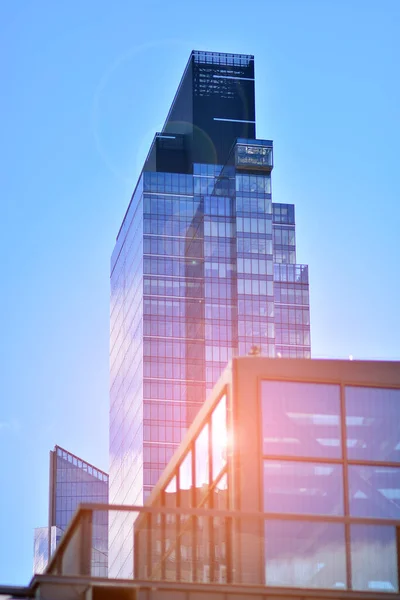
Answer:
195, 424, 209, 504
214, 473, 228, 510
265, 520, 346, 589
261, 381, 341, 458
349, 465, 400, 519
164, 476, 177, 508
264, 461, 343, 515
351, 524, 398, 592
345, 386, 400, 462
212, 395, 227, 480
179, 451, 192, 490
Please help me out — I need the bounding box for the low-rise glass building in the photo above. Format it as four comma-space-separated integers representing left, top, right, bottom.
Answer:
134, 356, 400, 594
33, 446, 109, 576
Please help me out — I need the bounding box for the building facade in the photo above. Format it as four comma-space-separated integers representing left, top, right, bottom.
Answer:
135, 357, 400, 594
109, 50, 311, 576
33, 445, 109, 576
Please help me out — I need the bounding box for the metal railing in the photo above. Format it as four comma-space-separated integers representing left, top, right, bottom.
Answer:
42, 503, 400, 597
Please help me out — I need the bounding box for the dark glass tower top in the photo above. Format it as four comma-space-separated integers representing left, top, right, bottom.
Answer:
146, 50, 256, 171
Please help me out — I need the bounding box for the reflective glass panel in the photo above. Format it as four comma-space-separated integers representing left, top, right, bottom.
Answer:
211, 395, 227, 480
349, 465, 400, 519
195, 424, 209, 504
180, 451, 192, 490
164, 476, 177, 508
261, 381, 341, 458
351, 524, 398, 592
345, 386, 400, 462
265, 520, 346, 589
264, 460, 343, 515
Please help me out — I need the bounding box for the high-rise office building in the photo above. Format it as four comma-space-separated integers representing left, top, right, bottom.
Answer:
33, 445, 109, 576
109, 50, 311, 576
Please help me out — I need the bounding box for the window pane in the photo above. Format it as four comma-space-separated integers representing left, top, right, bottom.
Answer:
345, 386, 400, 462
264, 460, 343, 515
349, 465, 400, 518
265, 520, 346, 589
179, 450, 192, 508
261, 381, 341, 458
351, 524, 398, 592
211, 395, 227, 480
195, 424, 209, 504
164, 476, 177, 508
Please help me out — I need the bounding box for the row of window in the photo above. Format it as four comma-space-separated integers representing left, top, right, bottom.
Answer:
274, 250, 296, 264
264, 460, 400, 519
237, 299, 274, 318
143, 443, 177, 466
205, 281, 237, 300
272, 203, 295, 224
236, 195, 272, 215
236, 173, 271, 194
238, 320, 275, 339
143, 318, 203, 339
193, 163, 223, 176
274, 284, 309, 305
143, 258, 203, 278
273, 227, 295, 246
265, 519, 397, 592
275, 328, 311, 346
144, 424, 187, 445
143, 401, 200, 423
275, 347, 311, 358
194, 177, 218, 195
55, 481, 107, 498
238, 257, 273, 276
204, 239, 235, 259
144, 277, 203, 298
205, 302, 236, 321
205, 345, 234, 363
144, 237, 203, 258
143, 172, 193, 194
205, 261, 236, 279
143, 340, 204, 360
56, 450, 108, 482
143, 195, 199, 218
261, 382, 400, 462
204, 195, 233, 217
144, 360, 187, 380
237, 236, 273, 255
204, 220, 235, 238
273, 263, 309, 284
236, 216, 272, 235
238, 342, 275, 357
143, 216, 198, 237
205, 323, 234, 342
275, 307, 311, 326
143, 381, 205, 402
237, 278, 273, 296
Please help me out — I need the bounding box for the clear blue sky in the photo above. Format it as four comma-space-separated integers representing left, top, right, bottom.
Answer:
1, 0, 399, 585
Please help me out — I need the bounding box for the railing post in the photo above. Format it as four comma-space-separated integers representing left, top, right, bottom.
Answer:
80, 509, 93, 576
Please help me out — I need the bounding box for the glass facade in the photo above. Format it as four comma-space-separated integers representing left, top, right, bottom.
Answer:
134, 392, 230, 583
109, 50, 311, 577
33, 527, 49, 575
262, 381, 400, 592
33, 445, 109, 576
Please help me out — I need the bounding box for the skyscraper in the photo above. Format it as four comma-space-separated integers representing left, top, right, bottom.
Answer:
109, 50, 311, 576
33, 445, 109, 576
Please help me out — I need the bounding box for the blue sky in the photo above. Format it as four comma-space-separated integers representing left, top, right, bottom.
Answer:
1, 0, 399, 585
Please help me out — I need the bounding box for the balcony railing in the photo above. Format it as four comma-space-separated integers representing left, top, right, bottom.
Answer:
40, 503, 400, 597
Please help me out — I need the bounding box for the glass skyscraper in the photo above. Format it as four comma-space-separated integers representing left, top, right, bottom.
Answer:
33, 445, 109, 576
109, 50, 311, 577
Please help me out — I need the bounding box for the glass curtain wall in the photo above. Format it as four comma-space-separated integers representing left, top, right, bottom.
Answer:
261, 381, 400, 592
